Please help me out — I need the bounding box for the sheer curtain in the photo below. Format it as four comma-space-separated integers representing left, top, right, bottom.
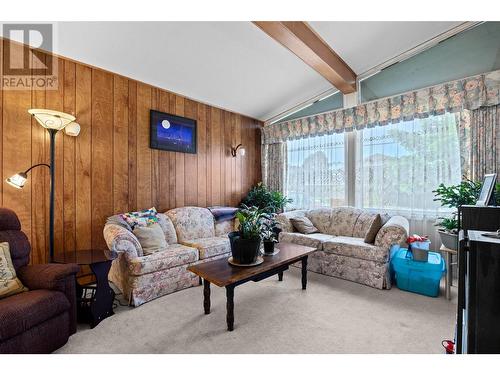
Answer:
355, 112, 462, 243
285, 133, 345, 210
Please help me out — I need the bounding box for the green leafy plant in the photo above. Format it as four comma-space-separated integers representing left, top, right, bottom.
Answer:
261, 214, 278, 242
433, 178, 500, 232
241, 182, 292, 214
436, 216, 459, 234
235, 204, 270, 240
433, 179, 482, 208
433, 179, 479, 233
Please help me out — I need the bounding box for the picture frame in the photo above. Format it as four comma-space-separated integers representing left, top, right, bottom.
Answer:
476, 173, 497, 206
150, 110, 197, 154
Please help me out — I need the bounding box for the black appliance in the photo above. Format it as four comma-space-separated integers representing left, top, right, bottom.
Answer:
456, 205, 500, 353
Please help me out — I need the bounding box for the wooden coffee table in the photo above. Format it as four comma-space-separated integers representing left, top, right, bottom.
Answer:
187, 242, 316, 331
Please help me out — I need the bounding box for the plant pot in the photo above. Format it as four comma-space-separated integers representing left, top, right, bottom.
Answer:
438, 230, 458, 251
228, 231, 261, 264
263, 240, 275, 254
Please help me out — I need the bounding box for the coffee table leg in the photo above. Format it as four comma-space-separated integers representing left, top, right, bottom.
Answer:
278, 271, 283, 281
226, 285, 234, 331
301, 256, 308, 290
203, 279, 211, 314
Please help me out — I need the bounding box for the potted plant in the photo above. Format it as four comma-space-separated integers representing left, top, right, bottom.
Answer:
262, 214, 279, 254
433, 179, 482, 250
240, 182, 292, 214
229, 205, 268, 265
436, 216, 459, 250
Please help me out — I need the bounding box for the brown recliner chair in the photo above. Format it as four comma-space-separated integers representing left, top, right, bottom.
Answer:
0, 207, 80, 353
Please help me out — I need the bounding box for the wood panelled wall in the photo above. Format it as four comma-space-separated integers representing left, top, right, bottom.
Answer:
0, 39, 262, 265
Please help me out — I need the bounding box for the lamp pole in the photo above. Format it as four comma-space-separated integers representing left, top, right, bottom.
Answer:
48, 128, 57, 262
6, 109, 79, 263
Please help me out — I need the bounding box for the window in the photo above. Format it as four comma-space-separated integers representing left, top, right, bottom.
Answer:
354, 112, 461, 217
285, 133, 345, 210
360, 22, 500, 102
283, 113, 462, 216
277, 92, 343, 123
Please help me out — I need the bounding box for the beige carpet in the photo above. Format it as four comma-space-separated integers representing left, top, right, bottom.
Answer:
57, 268, 457, 354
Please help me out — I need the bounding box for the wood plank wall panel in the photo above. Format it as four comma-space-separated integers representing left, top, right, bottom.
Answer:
91, 70, 114, 250
136, 83, 152, 210
113, 75, 129, 214
63, 60, 76, 255
174, 96, 185, 208
2, 41, 33, 253
75, 64, 92, 251
0, 40, 262, 266
127, 81, 138, 211
184, 99, 198, 206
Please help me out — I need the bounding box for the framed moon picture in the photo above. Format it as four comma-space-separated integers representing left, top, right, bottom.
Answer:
150, 110, 197, 154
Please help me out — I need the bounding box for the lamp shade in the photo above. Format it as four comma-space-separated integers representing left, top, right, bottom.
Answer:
28, 109, 76, 131
64, 122, 81, 137
6, 172, 28, 189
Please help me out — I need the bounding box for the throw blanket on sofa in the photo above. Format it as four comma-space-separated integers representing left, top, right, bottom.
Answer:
208, 206, 238, 222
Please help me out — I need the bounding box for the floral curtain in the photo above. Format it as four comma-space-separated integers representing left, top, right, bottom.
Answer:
458, 105, 500, 180
262, 69, 500, 145
262, 143, 287, 193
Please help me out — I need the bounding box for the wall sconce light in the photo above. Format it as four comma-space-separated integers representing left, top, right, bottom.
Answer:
231, 144, 245, 157
6, 109, 80, 262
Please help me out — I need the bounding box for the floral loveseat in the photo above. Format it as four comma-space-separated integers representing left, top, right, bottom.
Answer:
104, 207, 234, 306
277, 207, 409, 289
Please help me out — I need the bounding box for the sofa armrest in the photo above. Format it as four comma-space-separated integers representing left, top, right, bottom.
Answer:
17, 263, 80, 335
103, 223, 143, 259
17, 263, 80, 291
374, 215, 409, 249
215, 219, 237, 237
276, 210, 307, 233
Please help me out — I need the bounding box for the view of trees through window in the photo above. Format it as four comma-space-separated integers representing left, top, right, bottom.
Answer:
285, 133, 345, 209
285, 113, 461, 215
355, 113, 461, 216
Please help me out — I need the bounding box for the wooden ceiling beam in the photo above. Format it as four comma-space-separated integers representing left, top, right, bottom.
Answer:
253, 21, 357, 94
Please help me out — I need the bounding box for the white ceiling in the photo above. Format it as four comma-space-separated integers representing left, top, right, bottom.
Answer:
53, 21, 332, 121
5, 21, 462, 120
309, 22, 462, 74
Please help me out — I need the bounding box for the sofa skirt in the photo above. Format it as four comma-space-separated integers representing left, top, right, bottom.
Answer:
109, 255, 197, 306
109, 252, 231, 307
294, 251, 391, 290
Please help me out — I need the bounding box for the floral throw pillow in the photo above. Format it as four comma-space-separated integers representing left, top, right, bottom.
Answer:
0, 242, 28, 299
121, 207, 159, 230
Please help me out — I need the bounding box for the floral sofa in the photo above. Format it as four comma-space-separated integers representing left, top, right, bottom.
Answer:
104, 207, 234, 306
277, 207, 409, 289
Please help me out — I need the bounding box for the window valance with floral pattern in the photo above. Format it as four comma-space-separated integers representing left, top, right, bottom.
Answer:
262, 69, 500, 145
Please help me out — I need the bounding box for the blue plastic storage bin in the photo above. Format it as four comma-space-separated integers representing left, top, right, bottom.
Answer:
391, 248, 446, 297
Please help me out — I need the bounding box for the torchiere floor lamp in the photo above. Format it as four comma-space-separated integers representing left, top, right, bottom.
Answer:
6, 109, 80, 262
